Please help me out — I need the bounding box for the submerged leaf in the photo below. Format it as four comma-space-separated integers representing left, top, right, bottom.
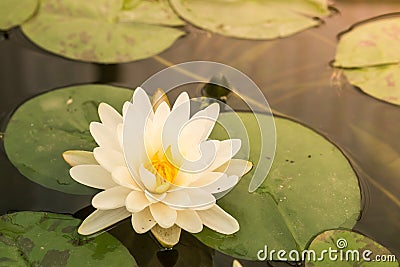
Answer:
195, 112, 360, 260
305, 230, 398, 266
4, 85, 133, 195
0, 0, 38, 30
169, 0, 330, 40
21, 0, 184, 63
0, 211, 137, 266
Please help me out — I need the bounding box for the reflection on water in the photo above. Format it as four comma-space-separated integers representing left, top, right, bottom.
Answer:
0, 0, 399, 266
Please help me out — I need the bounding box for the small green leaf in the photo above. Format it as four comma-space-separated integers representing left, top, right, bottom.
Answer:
169, 0, 330, 40
0, 211, 137, 266
195, 112, 361, 260
21, 0, 184, 63
0, 0, 38, 30
4, 84, 133, 195
305, 230, 398, 266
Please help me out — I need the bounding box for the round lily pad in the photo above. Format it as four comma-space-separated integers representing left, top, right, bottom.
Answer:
195, 112, 361, 260
305, 230, 398, 266
0, 0, 38, 30
4, 84, 133, 195
0, 211, 137, 266
169, 0, 330, 40
334, 16, 400, 106
21, 0, 184, 63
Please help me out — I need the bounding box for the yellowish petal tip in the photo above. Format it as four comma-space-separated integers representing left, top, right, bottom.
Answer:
151, 88, 170, 111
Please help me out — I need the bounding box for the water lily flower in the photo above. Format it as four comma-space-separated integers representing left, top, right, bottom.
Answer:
63, 88, 252, 244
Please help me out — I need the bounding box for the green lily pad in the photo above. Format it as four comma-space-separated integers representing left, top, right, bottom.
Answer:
4, 84, 133, 195
334, 17, 400, 68
343, 65, 400, 106
118, 0, 184, 26
305, 230, 398, 266
21, 0, 184, 63
0, 0, 38, 30
195, 112, 361, 260
334, 16, 400, 106
0, 211, 137, 266
169, 0, 330, 40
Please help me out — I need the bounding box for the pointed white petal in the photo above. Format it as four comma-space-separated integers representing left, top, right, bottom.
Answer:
139, 165, 156, 192
111, 166, 142, 190
117, 123, 123, 149
197, 205, 239, 235
122, 101, 131, 117
205, 139, 241, 172
78, 208, 130, 235
214, 159, 252, 177
131, 207, 156, 234
63, 150, 97, 166
175, 210, 203, 233
150, 202, 177, 228
126, 190, 151, 212
89, 122, 120, 150
70, 165, 116, 189
162, 190, 191, 209
172, 92, 190, 121
98, 103, 122, 129
145, 101, 170, 156
93, 147, 125, 173
202, 175, 239, 194
92, 186, 131, 210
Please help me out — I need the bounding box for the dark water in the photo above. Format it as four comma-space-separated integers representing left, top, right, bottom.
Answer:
1, 1, 399, 266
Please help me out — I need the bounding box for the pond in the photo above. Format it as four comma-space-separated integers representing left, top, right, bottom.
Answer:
0, 1, 399, 266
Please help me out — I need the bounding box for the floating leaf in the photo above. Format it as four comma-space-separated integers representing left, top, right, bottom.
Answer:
4, 85, 133, 195
0, 211, 137, 266
334, 17, 400, 68
305, 230, 398, 266
118, 0, 184, 26
334, 16, 400, 106
0, 0, 38, 30
343, 64, 400, 106
21, 0, 184, 63
169, 0, 330, 40
195, 112, 360, 260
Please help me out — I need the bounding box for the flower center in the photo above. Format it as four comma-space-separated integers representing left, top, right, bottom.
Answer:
145, 148, 178, 193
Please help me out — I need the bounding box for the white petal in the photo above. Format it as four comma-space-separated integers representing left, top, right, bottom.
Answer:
187, 188, 216, 209
63, 150, 97, 166
93, 147, 125, 173
126, 191, 150, 212
205, 139, 241, 172
162, 190, 191, 209
145, 190, 166, 203
131, 207, 156, 234
117, 123, 123, 149
188, 172, 226, 188
197, 205, 239, 234
90, 122, 120, 150
150, 202, 177, 228
172, 92, 190, 121
139, 165, 156, 192
78, 208, 130, 235
92, 186, 131, 210
70, 165, 116, 189
214, 159, 252, 177
111, 166, 142, 190
202, 175, 239, 194
175, 210, 203, 233
98, 102, 122, 129
145, 101, 170, 156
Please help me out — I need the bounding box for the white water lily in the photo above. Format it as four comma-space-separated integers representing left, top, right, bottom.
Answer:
64, 88, 252, 241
